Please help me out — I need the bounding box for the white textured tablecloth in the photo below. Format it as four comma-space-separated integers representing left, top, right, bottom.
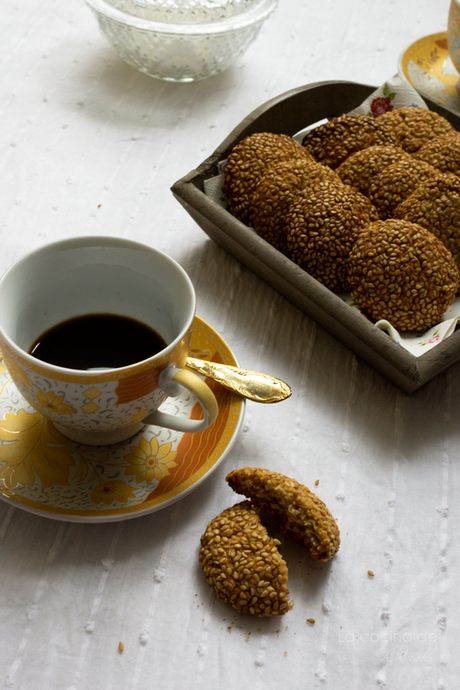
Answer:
1, 0, 458, 688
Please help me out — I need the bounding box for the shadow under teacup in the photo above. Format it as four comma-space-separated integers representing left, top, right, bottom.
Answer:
0, 236, 218, 445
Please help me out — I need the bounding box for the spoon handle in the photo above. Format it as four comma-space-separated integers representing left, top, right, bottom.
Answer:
185, 357, 292, 404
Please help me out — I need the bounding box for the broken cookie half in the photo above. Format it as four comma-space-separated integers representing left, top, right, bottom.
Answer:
226, 467, 340, 563
199, 501, 293, 617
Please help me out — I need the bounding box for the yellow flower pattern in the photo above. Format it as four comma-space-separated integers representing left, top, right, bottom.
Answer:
124, 437, 178, 484
36, 390, 75, 415
130, 409, 150, 425
0, 411, 74, 489
91, 480, 137, 506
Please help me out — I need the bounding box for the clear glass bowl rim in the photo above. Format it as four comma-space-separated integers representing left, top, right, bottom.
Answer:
84, 0, 278, 35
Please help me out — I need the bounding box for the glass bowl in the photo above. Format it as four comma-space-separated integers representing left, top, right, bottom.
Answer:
84, 0, 278, 82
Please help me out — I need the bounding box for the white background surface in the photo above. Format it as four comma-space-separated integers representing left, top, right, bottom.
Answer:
1, 0, 458, 688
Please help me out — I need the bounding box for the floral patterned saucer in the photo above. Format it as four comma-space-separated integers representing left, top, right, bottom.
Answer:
0, 316, 245, 522
398, 32, 460, 115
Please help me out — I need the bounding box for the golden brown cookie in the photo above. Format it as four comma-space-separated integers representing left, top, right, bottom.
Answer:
393, 173, 460, 277
286, 180, 379, 292
336, 145, 411, 196
226, 468, 340, 563
413, 134, 460, 174
376, 106, 456, 153
367, 158, 440, 219
251, 159, 343, 253
347, 219, 459, 332
302, 114, 398, 169
224, 132, 314, 226
199, 501, 293, 617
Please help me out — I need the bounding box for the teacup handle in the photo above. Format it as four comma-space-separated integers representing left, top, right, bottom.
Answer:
142, 365, 219, 433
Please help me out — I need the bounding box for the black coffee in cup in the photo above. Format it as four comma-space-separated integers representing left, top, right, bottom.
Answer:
29, 313, 167, 370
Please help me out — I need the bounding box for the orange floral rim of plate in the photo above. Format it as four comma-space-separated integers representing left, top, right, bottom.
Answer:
0, 316, 244, 522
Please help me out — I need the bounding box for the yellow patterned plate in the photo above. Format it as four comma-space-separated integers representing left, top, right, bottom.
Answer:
398, 32, 460, 115
0, 316, 245, 523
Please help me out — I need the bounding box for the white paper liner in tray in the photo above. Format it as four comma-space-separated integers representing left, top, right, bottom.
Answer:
203, 75, 460, 358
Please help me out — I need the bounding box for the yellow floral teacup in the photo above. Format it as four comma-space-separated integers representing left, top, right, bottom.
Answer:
0, 236, 218, 445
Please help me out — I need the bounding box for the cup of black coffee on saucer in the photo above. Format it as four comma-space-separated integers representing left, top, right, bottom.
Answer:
0, 236, 218, 445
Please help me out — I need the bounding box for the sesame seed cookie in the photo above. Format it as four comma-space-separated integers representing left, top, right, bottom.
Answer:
226, 468, 340, 563
252, 159, 343, 253
376, 106, 456, 153
336, 145, 411, 196
199, 501, 294, 617
302, 114, 398, 169
367, 158, 440, 219
286, 180, 379, 292
224, 132, 314, 226
393, 173, 460, 278
347, 219, 459, 332
413, 134, 460, 175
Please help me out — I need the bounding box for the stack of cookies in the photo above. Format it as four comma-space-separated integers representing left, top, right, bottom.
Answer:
223, 108, 460, 332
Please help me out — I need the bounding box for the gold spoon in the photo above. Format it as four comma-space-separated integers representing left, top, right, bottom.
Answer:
185, 357, 292, 404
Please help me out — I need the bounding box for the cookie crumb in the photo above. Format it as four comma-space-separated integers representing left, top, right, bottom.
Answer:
118, 642, 124, 653
315, 480, 319, 486
307, 618, 316, 625
367, 570, 374, 578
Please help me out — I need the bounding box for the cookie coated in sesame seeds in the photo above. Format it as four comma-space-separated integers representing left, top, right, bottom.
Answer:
286, 180, 379, 292
199, 501, 293, 617
301, 114, 398, 169
393, 173, 460, 278
336, 145, 411, 196
375, 106, 456, 153
224, 132, 314, 226
226, 468, 340, 563
347, 219, 459, 332
367, 158, 440, 219
413, 134, 460, 175
252, 159, 343, 253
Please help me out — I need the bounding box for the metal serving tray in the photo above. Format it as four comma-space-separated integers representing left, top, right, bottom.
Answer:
171, 80, 460, 393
